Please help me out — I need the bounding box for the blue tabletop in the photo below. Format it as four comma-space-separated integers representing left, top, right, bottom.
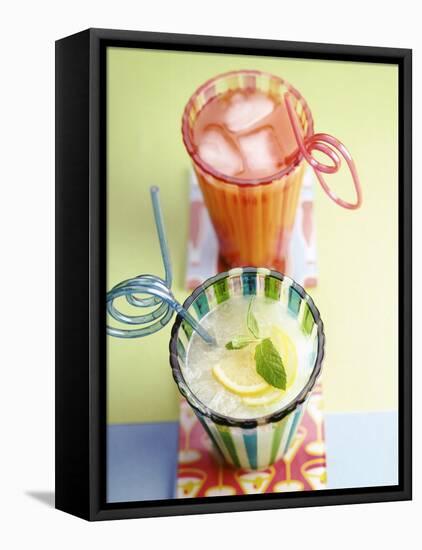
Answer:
107, 411, 398, 503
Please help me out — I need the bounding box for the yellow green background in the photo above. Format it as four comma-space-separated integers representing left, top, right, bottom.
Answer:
107, 47, 398, 424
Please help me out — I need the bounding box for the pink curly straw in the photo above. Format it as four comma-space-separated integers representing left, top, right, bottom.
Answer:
284, 92, 362, 210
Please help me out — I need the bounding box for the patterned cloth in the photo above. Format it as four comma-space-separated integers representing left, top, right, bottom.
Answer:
176, 385, 327, 498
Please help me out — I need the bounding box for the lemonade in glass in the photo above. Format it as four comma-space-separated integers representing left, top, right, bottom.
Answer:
170, 267, 324, 469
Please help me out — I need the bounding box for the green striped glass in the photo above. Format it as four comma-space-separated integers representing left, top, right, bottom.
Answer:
169, 267, 325, 469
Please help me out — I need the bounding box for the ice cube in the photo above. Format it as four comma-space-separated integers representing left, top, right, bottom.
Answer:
238, 127, 282, 175
197, 126, 243, 176
225, 92, 274, 132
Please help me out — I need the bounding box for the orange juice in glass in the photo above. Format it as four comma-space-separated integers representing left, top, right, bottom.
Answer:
182, 70, 314, 273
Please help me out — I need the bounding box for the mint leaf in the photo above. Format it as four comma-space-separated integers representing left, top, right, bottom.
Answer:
225, 336, 257, 350
254, 338, 287, 390
226, 299, 262, 351
247, 298, 260, 339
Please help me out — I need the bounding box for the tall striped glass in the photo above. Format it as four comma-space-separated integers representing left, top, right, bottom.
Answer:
169, 268, 325, 470
181, 70, 314, 273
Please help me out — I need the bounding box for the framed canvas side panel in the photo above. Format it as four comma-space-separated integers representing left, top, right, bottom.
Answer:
55, 29, 92, 520
399, 49, 412, 499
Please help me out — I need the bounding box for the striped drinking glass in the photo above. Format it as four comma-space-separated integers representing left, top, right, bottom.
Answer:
169, 267, 325, 470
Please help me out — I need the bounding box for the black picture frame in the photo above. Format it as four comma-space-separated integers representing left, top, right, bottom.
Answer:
55, 28, 412, 521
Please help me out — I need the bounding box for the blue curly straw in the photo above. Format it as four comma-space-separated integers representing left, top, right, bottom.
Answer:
106, 186, 215, 345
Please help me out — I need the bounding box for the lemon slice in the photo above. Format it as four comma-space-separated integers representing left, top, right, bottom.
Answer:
212, 347, 270, 396
270, 325, 298, 389
242, 388, 284, 407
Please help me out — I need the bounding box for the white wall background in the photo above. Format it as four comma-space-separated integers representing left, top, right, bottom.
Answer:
0, 1, 419, 548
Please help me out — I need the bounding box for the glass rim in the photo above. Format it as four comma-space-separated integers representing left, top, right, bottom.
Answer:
181, 69, 315, 187
169, 267, 325, 429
